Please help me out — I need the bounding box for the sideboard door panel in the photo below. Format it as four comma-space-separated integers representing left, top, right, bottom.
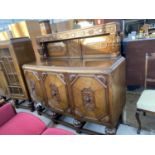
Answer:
24, 71, 44, 103
71, 75, 109, 122
43, 73, 69, 113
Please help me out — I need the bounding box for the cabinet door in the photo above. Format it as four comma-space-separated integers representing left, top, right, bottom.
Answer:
70, 74, 109, 123
0, 66, 9, 96
43, 73, 69, 113
24, 70, 44, 103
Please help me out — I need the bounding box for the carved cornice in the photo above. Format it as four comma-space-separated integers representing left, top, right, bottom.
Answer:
36, 22, 120, 43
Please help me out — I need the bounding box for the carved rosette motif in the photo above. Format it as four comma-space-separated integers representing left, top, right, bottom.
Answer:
81, 88, 96, 111
50, 83, 61, 103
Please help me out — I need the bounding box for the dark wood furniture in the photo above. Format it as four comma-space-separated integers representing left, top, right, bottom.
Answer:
123, 39, 155, 88
0, 38, 36, 111
23, 22, 126, 134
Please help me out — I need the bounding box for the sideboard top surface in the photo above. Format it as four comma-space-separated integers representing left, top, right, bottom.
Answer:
23, 56, 124, 74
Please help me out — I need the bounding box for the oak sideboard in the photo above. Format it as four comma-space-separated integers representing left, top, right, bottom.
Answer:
23, 22, 126, 134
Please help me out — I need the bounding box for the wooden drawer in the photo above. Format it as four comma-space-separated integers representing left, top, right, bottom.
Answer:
81, 35, 120, 57
70, 74, 109, 123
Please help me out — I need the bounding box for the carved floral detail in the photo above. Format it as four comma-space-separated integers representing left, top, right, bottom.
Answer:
50, 84, 61, 103
37, 23, 119, 43
81, 88, 96, 110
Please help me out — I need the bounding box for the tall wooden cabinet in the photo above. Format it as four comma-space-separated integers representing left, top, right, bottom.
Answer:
0, 38, 35, 105
23, 22, 126, 134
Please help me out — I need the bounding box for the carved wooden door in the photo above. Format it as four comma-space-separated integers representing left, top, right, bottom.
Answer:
43, 72, 70, 113
24, 70, 44, 103
70, 74, 109, 123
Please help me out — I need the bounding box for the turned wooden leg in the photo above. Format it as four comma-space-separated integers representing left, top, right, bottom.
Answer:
50, 111, 61, 124
105, 127, 116, 135
28, 99, 35, 112
36, 105, 45, 115
14, 99, 19, 108
135, 110, 141, 134
30, 102, 35, 112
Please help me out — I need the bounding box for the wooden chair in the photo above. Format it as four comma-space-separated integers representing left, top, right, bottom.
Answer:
135, 53, 155, 134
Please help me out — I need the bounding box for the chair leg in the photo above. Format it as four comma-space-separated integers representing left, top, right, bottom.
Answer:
135, 110, 141, 134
